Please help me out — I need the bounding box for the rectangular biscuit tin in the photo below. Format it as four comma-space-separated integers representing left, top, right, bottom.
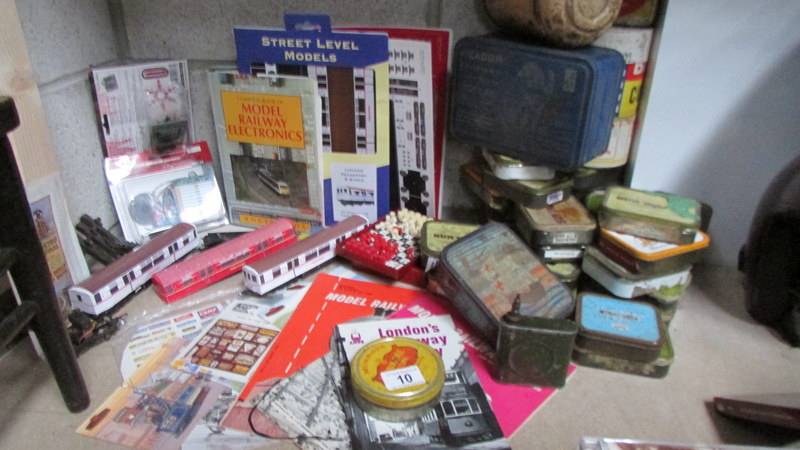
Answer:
483, 169, 573, 209
572, 329, 673, 378
515, 196, 596, 246
582, 246, 692, 298
597, 228, 709, 276
419, 220, 479, 271
450, 35, 625, 170
495, 313, 577, 387
482, 148, 556, 181
434, 222, 574, 343
599, 186, 702, 244
575, 293, 663, 362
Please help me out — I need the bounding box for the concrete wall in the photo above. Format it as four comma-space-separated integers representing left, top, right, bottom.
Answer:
630, 0, 800, 267
16, 0, 119, 226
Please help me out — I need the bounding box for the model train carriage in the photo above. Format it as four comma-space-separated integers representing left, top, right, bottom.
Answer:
152, 219, 296, 302
68, 223, 199, 315
243, 215, 369, 295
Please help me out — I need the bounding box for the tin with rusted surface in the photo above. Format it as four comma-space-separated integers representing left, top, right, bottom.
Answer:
573, 329, 673, 378
515, 196, 596, 247
582, 246, 692, 298
599, 187, 702, 244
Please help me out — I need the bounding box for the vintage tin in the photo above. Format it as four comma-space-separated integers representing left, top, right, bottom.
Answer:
419, 220, 479, 272
547, 262, 581, 290
575, 293, 663, 362
350, 337, 445, 422
583, 118, 634, 169
572, 167, 622, 193
572, 330, 673, 378
450, 35, 625, 171
483, 169, 573, 209
594, 27, 654, 120
495, 310, 577, 387
482, 148, 556, 181
515, 196, 596, 247
599, 186, 702, 244
434, 222, 574, 343
582, 246, 692, 298
597, 228, 709, 276
583, 189, 607, 213
536, 245, 585, 263
460, 162, 512, 213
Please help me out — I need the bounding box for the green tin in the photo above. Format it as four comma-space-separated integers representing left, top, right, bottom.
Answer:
495, 306, 578, 388
482, 167, 573, 209
572, 331, 674, 378
600, 186, 702, 244
420, 220, 479, 271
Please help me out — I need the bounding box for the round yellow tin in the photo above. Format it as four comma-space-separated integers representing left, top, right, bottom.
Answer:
350, 337, 445, 419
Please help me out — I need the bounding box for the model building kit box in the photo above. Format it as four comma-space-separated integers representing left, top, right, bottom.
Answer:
234, 15, 391, 226
91, 60, 194, 157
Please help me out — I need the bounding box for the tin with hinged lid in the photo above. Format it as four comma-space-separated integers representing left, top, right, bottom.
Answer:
572, 327, 674, 378
495, 298, 577, 387
432, 222, 574, 344
599, 186, 702, 244
575, 293, 664, 363
597, 228, 710, 276
582, 246, 692, 299
483, 169, 573, 209
419, 220, 479, 272
515, 196, 596, 247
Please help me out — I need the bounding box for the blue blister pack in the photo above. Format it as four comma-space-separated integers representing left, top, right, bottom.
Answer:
450, 35, 625, 171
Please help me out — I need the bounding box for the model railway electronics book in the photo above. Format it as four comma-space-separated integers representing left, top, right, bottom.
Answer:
210, 68, 324, 233
234, 14, 391, 225
335, 315, 510, 449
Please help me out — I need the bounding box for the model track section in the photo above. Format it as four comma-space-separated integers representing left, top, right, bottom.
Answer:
152, 219, 297, 303
68, 223, 200, 315
243, 215, 369, 295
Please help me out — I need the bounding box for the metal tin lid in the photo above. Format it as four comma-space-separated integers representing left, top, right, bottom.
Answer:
350, 337, 445, 411
576, 293, 662, 348
585, 245, 692, 282
519, 196, 596, 233
439, 222, 574, 321
546, 262, 581, 283
420, 221, 479, 259
602, 186, 702, 227
600, 228, 710, 262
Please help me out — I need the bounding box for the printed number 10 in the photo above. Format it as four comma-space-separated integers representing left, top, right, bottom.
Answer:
397, 373, 414, 384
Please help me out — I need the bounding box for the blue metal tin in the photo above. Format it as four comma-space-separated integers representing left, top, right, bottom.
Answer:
575, 293, 663, 362
450, 35, 625, 171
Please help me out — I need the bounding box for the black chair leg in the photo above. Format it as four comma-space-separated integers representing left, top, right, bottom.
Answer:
0, 96, 90, 413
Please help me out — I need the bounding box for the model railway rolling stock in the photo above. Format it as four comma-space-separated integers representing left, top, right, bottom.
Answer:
243, 215, 369, 295
68, 223, 200, 315
152, 219, 297, 303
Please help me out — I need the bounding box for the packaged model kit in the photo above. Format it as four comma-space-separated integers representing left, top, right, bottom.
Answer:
209, 69, 324, 232
575, 293, 664, 363
515, 196, 596, 247
483, 168, 573, 209
599, 186, 702, 244
482, 149, 556, 181
573, 329, 673, 378
419, 220, 479, 271
235, 15, 392, 225
104, 142, 227, 244
90, 60, 193, 156
450, 35, 625, 170
597, 228, 710, 276
582, 246, 692, 298
495, 303, 578, 387
431, 222, 574, 343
